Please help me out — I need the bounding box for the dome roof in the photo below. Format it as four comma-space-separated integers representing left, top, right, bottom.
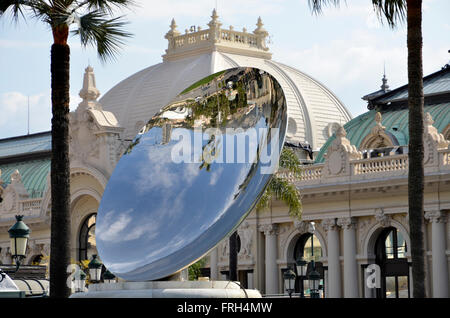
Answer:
99, 13, 352, 150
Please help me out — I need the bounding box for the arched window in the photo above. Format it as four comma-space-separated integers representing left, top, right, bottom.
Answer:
78, 213, 97, 262
375, 227, 410, 298
293, 233, 324, 297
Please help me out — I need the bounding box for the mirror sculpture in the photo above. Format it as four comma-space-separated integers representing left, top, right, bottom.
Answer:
96, 67, 287, 281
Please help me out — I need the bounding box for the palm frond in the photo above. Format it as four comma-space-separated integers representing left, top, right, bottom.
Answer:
255, 185, 272, 212
265, 176, 303, 219
0, 0, 31, 21
308, 0, 343, 15
79, 0, 135, 14
72, 10, 132, 61
255, 146, 303, 219
279, 147, 302, 176
371, 0, 405, 28
309, 0, 405, 28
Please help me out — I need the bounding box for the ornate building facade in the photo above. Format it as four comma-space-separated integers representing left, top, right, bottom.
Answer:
0, 11, 448, 298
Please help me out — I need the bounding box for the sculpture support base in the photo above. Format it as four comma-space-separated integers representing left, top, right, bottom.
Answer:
70, 281, 262, 298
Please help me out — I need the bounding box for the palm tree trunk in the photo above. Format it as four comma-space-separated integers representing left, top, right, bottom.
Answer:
406, 0, 426, 298
229, 231, 238, 281
50, 43, 72, 298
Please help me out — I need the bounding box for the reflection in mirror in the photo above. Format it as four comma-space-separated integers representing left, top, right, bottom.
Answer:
96, 67, 287, 281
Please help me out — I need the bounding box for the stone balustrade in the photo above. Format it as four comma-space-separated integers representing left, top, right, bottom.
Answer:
173, 29, 210, 48
21, 198, 43, 215
282, 148, 450, 186
163, 10, 271, 61
0, 198, 42, 221
352, 154, 408, 175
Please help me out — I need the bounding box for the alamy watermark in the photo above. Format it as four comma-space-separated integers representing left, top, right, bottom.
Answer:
366, 264, 381, 289
170, 127, 280, 174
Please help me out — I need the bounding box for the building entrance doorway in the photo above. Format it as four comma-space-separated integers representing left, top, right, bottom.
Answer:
375, 227, 410, 298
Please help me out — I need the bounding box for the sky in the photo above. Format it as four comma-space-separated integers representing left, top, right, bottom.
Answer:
0, 0, 449, 139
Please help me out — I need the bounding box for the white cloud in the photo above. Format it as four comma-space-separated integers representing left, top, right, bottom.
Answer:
0, 39, 48, 49
131, 0, 285, 20
0, 90, 84, 138
0, 91, 50, 137
96, 209, 133, 242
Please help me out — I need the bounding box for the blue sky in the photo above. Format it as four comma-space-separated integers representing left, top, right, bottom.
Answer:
1, 0, 449, 139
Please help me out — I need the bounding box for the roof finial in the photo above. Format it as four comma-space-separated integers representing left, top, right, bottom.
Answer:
208, 8, 222, 29
79, 66, 100, 106
166, 18, 180, 38
254, 16, 267, 34
211, 8, 219, 22
381, 63, 389, 92
170, 18, 177, 32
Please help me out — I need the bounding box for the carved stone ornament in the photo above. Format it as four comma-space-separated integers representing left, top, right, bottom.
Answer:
423, 112, 449, 165
375, 208, 392, 227
294, 220, 315, 234
237, 222, 253, 259
337, 217, 357, 230
322, 218, 340, 232
258, 223, 279, 236
359, 112, 394, 150
69, 66, 124, 172
323, 125, 362, 176
424, 210, 447, 224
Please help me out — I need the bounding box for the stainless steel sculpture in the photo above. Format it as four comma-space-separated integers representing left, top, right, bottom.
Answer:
96, 67, 287, 281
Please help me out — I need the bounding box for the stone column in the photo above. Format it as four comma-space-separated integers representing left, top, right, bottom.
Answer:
210, 248, 219, 281
337, 217, 359, 298
259, 224, 279, 295
323, 218, 342, 298
425, 211, 449, 298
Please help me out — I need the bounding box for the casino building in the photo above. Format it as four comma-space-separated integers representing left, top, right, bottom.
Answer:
0, 11, 448, 298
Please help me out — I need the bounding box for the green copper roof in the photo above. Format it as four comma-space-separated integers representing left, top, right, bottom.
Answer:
0, 132, 51, 158
315, 102, 450, 163
0, 158, 50, 198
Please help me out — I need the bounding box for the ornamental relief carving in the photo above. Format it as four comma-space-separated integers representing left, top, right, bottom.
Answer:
277, 223, 292, 253
237, 222, 254, 261
359, 112, 394, 150
423, 112, 449, 165
1, 189, 16, 212
219, 239, 229, 263
375, 208, 392, 228
323, 126, 361, 177
0, 246, 11, 264
357, 217, 376, 252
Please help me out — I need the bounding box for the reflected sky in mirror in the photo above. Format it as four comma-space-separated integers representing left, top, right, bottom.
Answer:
96, 67, 287, 281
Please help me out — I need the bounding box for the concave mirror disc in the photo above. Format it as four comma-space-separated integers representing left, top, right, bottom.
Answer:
96, 67, 287, 281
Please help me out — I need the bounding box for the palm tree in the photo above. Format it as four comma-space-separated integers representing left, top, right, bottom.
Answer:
308, 0, 426, 297
228, 147, 303, 282
0, 0, 133, 298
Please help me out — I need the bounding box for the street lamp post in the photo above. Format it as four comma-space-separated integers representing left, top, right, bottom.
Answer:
283, 268, 296, 298
88, 254, 103, 282
103, 269, 116, 283
8, 215, 31, 272
74, 269, 87, 293
295, 256, 308, 298
308, 260, 321, 298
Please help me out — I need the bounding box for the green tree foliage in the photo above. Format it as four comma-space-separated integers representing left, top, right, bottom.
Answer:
256, 147, 303, 220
